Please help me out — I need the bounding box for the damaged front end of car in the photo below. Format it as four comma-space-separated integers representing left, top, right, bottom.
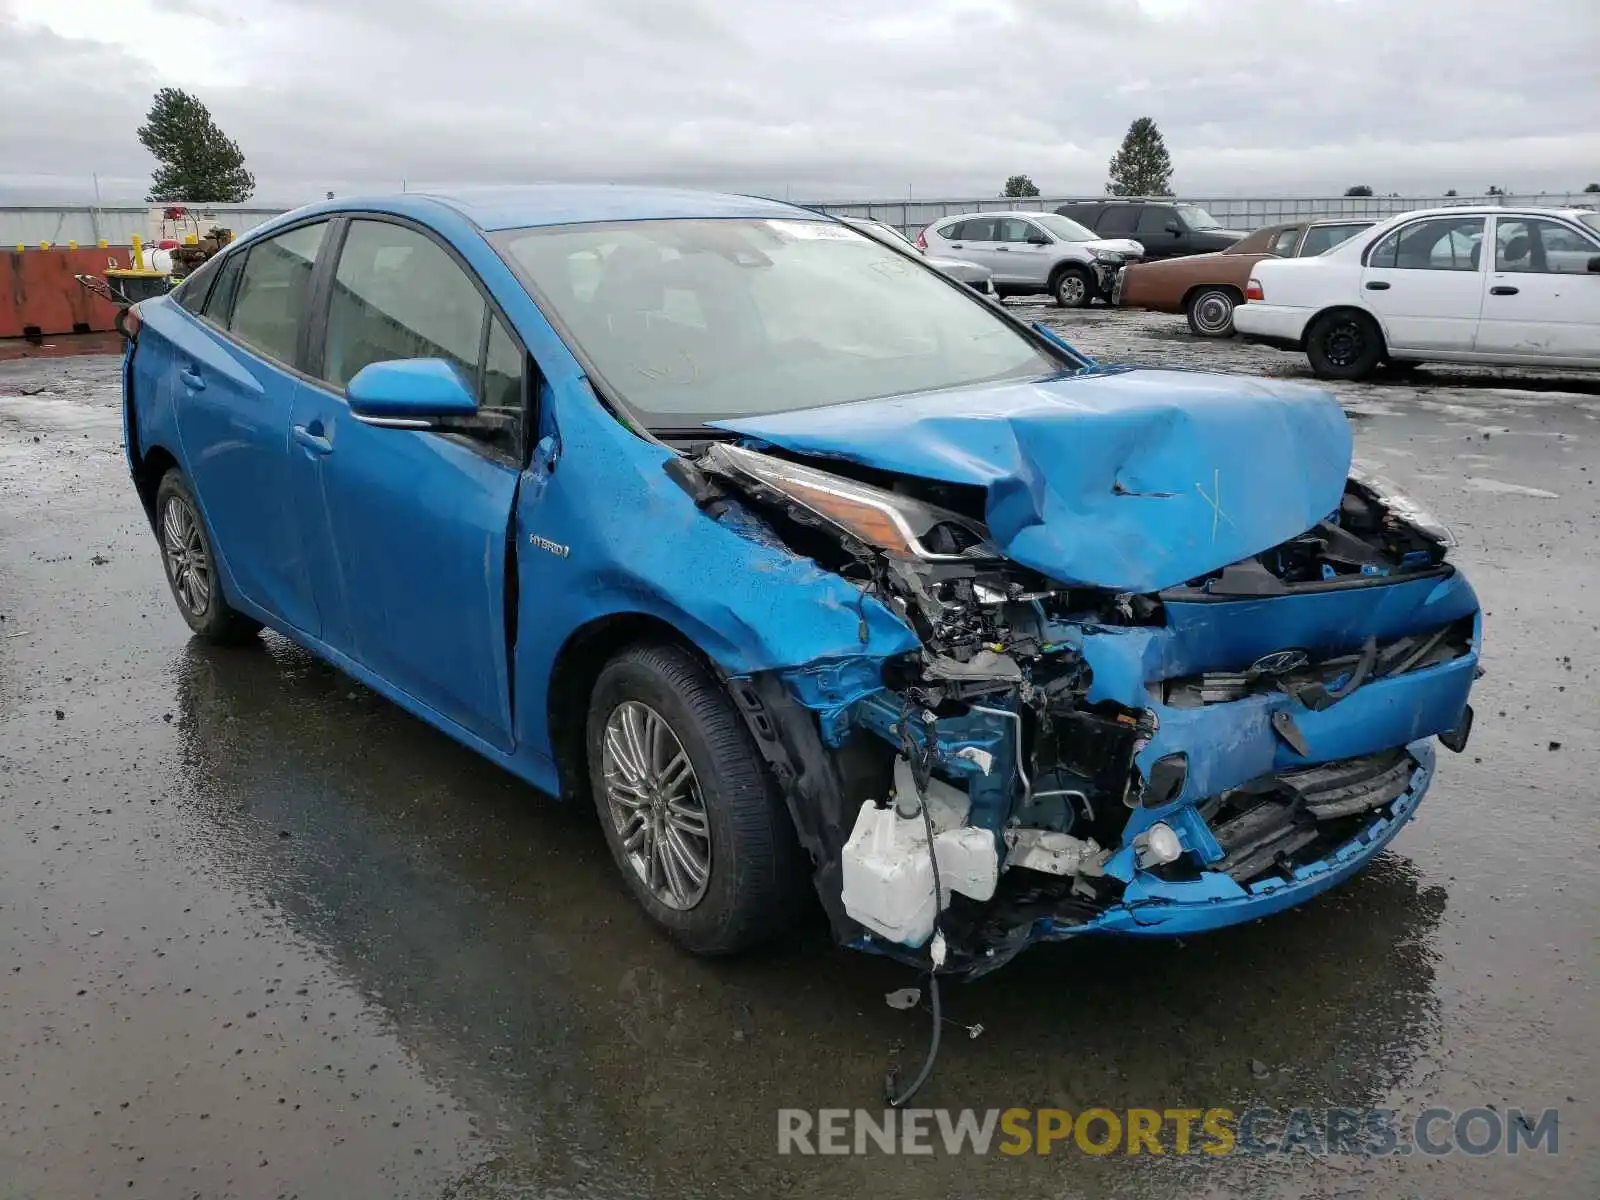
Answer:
673, 374, 1480, 977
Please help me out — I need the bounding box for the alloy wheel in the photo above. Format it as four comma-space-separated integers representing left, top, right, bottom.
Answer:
161, 496, 211, 616
1058, 274, 1086, 305
601, 700, 712, 910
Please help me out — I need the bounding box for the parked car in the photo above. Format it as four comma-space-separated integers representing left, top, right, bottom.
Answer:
1118, 219, 1375, 336
121, 186, 1480, 974
835, 215, 996, 295
1235, 206, 1600, 378
918, 211, 1142, 306
1056, 199, 1246, 259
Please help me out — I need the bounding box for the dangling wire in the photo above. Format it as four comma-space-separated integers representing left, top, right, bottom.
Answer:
885, 713, 948, 1108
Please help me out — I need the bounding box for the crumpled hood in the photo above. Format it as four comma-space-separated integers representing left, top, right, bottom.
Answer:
711, 367, 1352, 593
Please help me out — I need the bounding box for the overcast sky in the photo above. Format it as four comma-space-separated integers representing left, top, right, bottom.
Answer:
2, 0, 1596, 205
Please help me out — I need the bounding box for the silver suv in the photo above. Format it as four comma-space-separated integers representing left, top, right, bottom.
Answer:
919, 211, 1143, 307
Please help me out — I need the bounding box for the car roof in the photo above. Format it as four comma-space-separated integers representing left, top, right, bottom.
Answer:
257, 185, 821, 236
1377, 205, 1592, 221
938, 210, 1053, 222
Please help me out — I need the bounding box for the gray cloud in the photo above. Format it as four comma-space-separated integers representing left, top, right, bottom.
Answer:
3, 0, 1597, 205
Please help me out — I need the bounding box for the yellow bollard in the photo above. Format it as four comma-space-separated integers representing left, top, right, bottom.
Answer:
68, 240, 78, 249
97, 240, 107, 248
40, 241, 50, 250
131, 233, 145, 271
14, 244, 22, 253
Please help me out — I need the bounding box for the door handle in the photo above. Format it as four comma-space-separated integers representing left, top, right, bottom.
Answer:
179, 366, 206, 390
1364, 281, 1391, 291
995, 246, 1010, 252
292, 423, 333, 455
950, 243, 963, 249
1489, 286, 1520, 296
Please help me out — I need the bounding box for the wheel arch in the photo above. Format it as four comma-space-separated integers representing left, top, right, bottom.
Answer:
1046, 256, 1094, 290
133, 443, 181, 533
545, 611, 723, 804
1181, 281, 1244, 310
1305, 303, 1389, 354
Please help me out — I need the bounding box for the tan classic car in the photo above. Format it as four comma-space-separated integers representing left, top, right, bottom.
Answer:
1115, 218, 1374, 336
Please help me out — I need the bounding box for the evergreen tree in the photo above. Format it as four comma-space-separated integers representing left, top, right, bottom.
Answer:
1002, 174, 1040, 198
137, 88, 255, 204
1344, 185, 1374, 197
1105, 118, 1173, 197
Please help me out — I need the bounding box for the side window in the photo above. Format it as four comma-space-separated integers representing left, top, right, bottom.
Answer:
1135, 207, 1172, 235
1057, 205, 1100, 227
1299, 224, 1368, 256
1367, 217, 1484, 271
479, 316, 525, 455
202, 251, 245, 325
321, 220, 485, 391
1496, 217, 1600, 274
959, 217, 997, 241
938, 220, 968, 241
1098, 206, 1139, 235
227, 223, 327, 365
994, 218, 1040, 243
174, 253, 223, 315
1271, 228, 1302, 256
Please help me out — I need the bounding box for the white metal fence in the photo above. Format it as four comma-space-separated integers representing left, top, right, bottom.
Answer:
2, 193, 1593, 246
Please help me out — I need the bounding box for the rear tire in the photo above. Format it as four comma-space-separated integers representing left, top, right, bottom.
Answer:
1185, 286, 1239, 337
1052, 265, 1094, 309
586, 642, 807, 955
154, 469, 262, 644
1305, 310, 1384, 381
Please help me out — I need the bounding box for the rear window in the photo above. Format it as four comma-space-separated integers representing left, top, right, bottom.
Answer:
1055, 204, 1101, 225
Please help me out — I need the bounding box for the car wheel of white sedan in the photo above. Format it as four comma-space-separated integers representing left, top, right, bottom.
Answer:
1186, 287, 1239, 337
586, 642, 808, 954
1306, 310, 1385, 381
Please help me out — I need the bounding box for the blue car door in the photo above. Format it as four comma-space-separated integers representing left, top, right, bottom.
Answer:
164, 221, 331, 637
288, 216, 525, 751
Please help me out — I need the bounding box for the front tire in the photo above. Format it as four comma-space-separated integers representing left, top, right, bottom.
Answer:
1305, 310, 1384, 380
1186, 286, 1239, 337
586, 643, 807, 955
1052, 265, 1094, 308
154, 469, 261, 644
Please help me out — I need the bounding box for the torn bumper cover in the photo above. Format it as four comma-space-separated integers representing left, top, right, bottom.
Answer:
688, 366, 1481, 976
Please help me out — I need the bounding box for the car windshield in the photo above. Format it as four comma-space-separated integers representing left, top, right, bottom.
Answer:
1176, 204, 1223, 230
493, 218, 1058, 428
1031, 213, 1098, 242
1580, 212, 1600, 236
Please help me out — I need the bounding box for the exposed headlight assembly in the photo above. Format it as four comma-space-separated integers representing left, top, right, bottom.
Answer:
1348, 464, 1457, 547
700, 442, 1001, 561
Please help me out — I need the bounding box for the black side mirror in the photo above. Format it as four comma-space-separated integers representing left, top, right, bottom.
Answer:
1026, 233, 1050, 246
1589, 255, 1600, 273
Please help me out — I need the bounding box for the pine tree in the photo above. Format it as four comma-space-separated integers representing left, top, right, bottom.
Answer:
1105, 118, 1173, 197
1002, 174, 1040, 198
137, 88, 255, 204
1344, 185, 1374, 197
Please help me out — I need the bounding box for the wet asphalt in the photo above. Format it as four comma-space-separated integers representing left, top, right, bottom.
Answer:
1, 309, 1596, 1198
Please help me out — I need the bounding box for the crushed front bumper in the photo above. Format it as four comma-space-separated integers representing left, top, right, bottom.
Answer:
1059, 740, 1433, 939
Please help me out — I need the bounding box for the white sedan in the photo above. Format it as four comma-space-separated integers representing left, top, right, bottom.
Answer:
1234, 206, 1600, 379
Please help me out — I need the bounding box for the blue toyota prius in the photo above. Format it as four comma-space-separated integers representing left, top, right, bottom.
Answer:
122, 187, 1480, 975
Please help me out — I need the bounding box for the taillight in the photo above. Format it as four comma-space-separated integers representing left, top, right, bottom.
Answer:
915, 230, 928, 250
117, 303, 142, 342
1245, 278, 1263, 302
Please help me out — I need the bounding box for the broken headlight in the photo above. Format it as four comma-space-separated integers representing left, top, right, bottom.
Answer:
700, 442, 1001, 561
1347, 464, 1457, 548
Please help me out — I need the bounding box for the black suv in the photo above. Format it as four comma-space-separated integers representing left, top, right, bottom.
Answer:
1055, 200, 1246, 260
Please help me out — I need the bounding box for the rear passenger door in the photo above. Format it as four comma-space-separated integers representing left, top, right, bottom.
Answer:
168, 221, 330, 636
292, 216, 527, 750
944, 216, 1001, 271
